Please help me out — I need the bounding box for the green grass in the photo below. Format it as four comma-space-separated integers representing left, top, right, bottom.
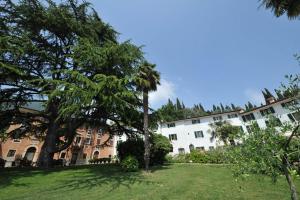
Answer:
0, 164, 299, 200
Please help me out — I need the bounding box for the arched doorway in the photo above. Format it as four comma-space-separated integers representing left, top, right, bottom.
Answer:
24, 147, 36, 161
93, 151, 99, 159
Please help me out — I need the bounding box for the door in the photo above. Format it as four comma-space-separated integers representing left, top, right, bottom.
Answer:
71, 152, 78, 165
24, 147, 36, 161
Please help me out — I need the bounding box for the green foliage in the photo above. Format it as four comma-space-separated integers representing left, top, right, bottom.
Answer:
260, 0, 300, 19
88, 158, 112, 164
150, 134, 173, 165
227, 117, 299, 182
168, 148, 228, 164
156, 98, 240, 122
210, 121, 242, 146
0, 0, 146, 166
117, 138, 145, 167
120, 155, 139, 172
117, 134, 172, 167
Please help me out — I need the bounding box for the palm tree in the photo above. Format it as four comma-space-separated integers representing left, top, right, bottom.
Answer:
260, 0, 300, 19
135, 61, 160, 171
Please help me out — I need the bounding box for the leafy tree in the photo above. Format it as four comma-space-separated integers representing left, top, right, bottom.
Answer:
134, 61, 160, 171
228, 118, 300, 200
209, 121, 241, 146
229, 71, 300, 200
0, 0, 144, 167
260, 0, 300, 19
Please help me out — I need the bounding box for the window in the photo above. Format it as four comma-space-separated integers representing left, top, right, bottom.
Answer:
108, 139, 114, 146
98, 128, 104, 133
228, 114, 238, 119
282, 100, 297, 108
189, 144, 195, 151
13, 139, 21, 143
167, 123, 176, 128
209, 146, 214, 150
169, 134, 177, 141
288, 111, 300, 122
246, 125, 252, 133
178, 148, 185, 154
75, 137, 81, 144
192, 119, 201, 124
288, 113, 296, 122
265, 118, 282, 127
97, 138, 101, 145
194, 131, 204, 138
83, 153, 87, 159
196, 147, 205, 151
87, 128, 92, 135
84, 137, 91, 145
213, 116, 222, 121
60, 152, 66, 159
241, 113, 256, 122
239, 126, 244, 132
7, 150, 16, 157
260, 107, 275, 116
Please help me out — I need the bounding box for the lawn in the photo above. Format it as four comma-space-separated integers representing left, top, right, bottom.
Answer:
0, 163, 299, 200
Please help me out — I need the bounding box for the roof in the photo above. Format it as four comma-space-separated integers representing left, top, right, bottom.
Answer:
160, 98, 294, 124
240, 98, 291, 116
160, 109, 242, 124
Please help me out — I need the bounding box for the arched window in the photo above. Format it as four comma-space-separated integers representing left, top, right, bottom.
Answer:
93, 151, 99, 159
24, 147, 36, 161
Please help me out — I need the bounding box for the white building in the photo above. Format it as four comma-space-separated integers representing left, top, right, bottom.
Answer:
157, 97, 299, 155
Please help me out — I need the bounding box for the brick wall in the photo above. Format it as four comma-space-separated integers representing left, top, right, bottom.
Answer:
1, 125, 115, 167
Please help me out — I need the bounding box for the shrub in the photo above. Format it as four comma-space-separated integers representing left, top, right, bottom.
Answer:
167, 148, 228, 164
117, 138, 145, 167
150, 134, 173, 165
117, 134, 172, 168
121, 155, 139, 172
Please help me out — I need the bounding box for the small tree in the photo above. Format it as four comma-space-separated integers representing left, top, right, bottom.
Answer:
228, 118, 300, 200
209, 121, 241, 146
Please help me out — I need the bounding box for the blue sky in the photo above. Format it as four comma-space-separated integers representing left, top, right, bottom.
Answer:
88, 0, 300, 109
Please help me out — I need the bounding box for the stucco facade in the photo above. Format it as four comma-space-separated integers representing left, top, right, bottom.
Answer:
157, 98, 299, 155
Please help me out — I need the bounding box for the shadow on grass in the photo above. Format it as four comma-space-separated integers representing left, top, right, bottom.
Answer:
0, 164, 172, 194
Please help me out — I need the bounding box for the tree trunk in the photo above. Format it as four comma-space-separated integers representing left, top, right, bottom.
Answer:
38, 123, 57, 168
282, 155, 299, 200
143, 90, 150, 171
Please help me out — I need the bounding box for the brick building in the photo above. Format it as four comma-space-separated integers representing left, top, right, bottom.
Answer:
0, 125, 115, 167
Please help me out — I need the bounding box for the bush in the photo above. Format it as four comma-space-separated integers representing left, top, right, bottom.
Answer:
121, 155, 139, 172
117, 134, 172, 168
150, 134, 173, 165
167, 148, 228, 164
88, 157, 112, 164
117, 138, 145, 167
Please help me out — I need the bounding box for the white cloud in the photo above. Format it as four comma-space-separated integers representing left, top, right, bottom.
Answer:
244, 89, 264, 105
149, 79, 176, 108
